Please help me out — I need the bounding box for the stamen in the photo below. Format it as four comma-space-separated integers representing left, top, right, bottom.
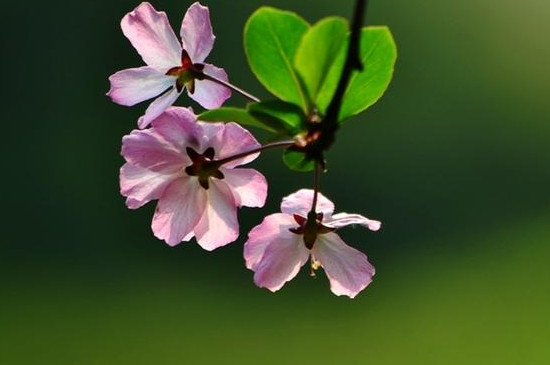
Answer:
310, 257, 321, 277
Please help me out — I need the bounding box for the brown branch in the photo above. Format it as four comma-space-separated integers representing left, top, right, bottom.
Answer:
319, 0, 368, 147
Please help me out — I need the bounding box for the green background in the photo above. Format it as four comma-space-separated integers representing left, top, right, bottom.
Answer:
3, 0, 549, 363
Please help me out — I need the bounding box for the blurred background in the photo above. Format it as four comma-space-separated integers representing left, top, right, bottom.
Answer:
2, 0, 549, 363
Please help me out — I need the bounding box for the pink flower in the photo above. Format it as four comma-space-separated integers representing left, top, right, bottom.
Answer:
244, 189, 381, 298
120, 106, 267, 250
107, 2, 231, 128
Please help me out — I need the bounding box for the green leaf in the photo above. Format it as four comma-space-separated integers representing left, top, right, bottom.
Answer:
283, 149, 316, 172
244, 7, 310, 112
248, 100, 306, 135
294, 17, 349, 105
316, 26, 397, 121
198, 107, 277, 133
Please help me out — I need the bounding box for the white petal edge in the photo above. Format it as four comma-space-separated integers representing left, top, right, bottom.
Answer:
325, 213, 382, 232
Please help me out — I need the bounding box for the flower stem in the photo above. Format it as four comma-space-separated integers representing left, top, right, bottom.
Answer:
213, 140, 295, 167
201, 73, 261, 103
309, 162, 321, 215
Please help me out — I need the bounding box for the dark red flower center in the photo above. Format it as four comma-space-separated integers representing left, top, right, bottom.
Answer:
289, 212, 335, 249
165, 49, 205, 93
184, 147, 224, 190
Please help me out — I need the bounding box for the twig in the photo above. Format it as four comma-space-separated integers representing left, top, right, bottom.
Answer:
322, 0, 368, 141
201, 73, 261, 103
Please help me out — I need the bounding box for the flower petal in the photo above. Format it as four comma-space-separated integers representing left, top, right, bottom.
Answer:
107, 66, 174, 106
152, 176, 206, 246
244, 213, 297, 271
189, 64, 231, 110
180, 2, 215, 63
121, 2, 182, 72
313, 233, 375, 298
150, 107, 202, 151
207, 122, 260, 168
189, 122, 224, 157
193, 180, 239, 251
138, 87, 181, 129
121, 127, 185, 173
325, 213, 382, 231
120, 164, 177, 209
280, 189, 335, 217
251, 228, 309, 292
221, 168, 267, 208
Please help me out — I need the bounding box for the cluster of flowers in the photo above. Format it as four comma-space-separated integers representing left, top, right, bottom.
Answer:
108, 2, 381, 298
